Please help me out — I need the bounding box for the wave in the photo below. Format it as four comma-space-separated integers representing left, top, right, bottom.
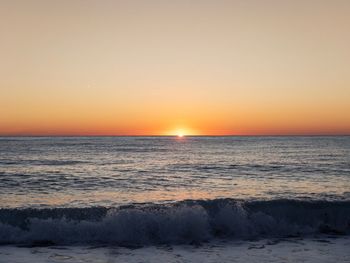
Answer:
0, 159, 87, 166
0, 199, 349, 246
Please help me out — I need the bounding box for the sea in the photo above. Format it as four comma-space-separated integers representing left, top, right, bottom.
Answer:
0, 136, 349, 262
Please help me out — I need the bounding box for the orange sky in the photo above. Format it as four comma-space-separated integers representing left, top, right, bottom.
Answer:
1, 0, 350, 136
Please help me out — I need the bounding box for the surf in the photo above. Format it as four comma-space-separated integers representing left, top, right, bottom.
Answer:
1, 199, 349, 246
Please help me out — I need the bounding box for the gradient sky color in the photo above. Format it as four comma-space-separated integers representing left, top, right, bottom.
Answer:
1, 0, 350, 136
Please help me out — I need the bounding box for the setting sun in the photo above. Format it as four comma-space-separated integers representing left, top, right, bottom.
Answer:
165, 127, 198, 137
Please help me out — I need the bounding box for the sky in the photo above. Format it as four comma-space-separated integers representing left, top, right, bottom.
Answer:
0, 0, 349, 136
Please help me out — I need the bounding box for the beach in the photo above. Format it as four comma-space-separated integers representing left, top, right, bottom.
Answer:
1, 237, 349, 263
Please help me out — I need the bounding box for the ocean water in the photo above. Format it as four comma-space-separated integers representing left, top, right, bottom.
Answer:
0, 136, 350, 262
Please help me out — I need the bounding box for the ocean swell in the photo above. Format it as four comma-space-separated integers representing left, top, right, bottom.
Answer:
0, 199, 349, 246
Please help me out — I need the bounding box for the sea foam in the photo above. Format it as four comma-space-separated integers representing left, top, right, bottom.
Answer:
0, 199, 349, 246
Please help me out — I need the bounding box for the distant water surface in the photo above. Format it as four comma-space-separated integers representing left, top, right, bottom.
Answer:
0, 136, 349, 208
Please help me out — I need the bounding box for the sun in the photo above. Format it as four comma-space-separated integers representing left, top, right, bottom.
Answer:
177, 133, 184, 138
164, 126, 198, 137
174, 128, 187, 138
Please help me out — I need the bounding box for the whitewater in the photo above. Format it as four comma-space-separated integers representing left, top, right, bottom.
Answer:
0, 136, 349, 262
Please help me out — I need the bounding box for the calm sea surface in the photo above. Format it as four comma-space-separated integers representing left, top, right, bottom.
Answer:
1, 136, 349, 208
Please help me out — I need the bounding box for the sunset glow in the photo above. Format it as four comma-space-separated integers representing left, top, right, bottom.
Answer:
0, 1, 349, 136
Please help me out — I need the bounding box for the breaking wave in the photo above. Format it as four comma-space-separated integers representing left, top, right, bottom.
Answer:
0, 199, 349, 246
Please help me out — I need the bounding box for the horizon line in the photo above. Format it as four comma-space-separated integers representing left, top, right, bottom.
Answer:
0, 134, 349, 137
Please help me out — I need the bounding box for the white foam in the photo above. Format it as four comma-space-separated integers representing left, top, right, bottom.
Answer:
0, 199, 349, 245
